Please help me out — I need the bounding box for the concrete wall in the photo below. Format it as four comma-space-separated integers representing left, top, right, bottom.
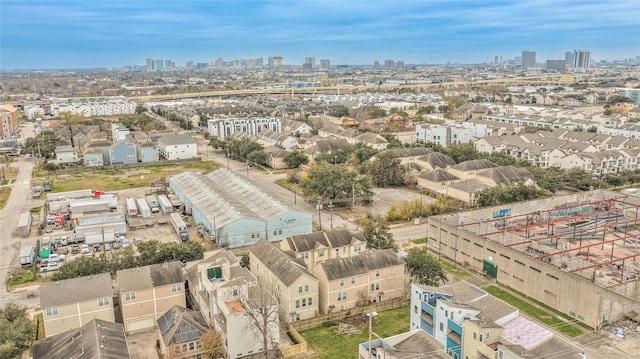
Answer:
428, 216, 640, 328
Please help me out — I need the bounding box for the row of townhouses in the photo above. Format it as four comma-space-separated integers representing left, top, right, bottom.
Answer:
34, 231, 406, 358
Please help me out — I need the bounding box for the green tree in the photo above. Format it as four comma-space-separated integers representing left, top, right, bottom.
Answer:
247, 150, 267, 166
529, 167, 565, 193
0, 303, 34, 359
135, 104, 148, 114
21, 131, 58, 159
364, 151, 405, 187
283, 150, 309, 169
441, 143, 481, 163
362, 220, 397, 251
52, 255, 110, 280
382, 134, 404, 149
564, 167, 592, 191
477, 184, 547, 206
137, 241, 204, 266
300, 162, 373, 203
328, 105, 350, 118
404, 248, 447, 286
42, 162, 59, 173
367, 105, 387, 119
437, 105, 449, 113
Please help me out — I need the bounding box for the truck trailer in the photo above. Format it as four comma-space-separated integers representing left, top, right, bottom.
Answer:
19, 246, 35, 268
146, 195, 159, 213
158, 194, 173, 214
170, 213, 189, 242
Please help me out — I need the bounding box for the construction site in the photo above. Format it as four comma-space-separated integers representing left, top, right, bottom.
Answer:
428, 189, 640, 329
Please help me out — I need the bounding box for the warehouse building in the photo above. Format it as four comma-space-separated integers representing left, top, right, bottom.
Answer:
169, 169, 312, 248
428, 189, 640, 329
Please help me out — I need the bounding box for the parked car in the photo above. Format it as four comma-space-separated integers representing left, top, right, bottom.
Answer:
42, 253, 66, 263
121, 238, 130, 248
40, 262, 60, 272
71, 244, 79, 254
104, 243, 111, 251
81, 244, 90, 254
93, 244, 101, 252
112, 241, 120, 250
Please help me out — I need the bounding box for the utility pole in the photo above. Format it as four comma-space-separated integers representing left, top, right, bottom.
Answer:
316, 197, 323, 231
328, 201, 334, 229
294, 185, 297, 205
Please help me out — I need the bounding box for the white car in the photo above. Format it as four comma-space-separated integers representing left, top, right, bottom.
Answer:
42, 253, 66, 263
81, 244, 90, 254
41, 262, 60, 272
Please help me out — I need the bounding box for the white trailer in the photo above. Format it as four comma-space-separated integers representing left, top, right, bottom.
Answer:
136, 198, 152, 218
170, 213, 189, 242
146, 195, 159, 213
125, 197, 139, 218
75, 222, 127, 242
46, 189, 94, 202
158, 194, 173, 214
69, 200, 110, 213
20, 246, 35, 268
17, 212, 32, 237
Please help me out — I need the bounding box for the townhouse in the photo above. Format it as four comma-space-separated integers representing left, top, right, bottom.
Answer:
279, 230, 367, 272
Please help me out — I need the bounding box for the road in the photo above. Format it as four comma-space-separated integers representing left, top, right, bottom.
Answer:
0, 157, 39, 307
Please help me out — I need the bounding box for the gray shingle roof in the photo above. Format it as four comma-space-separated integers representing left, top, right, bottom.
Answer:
117, 261, 184, 293
250, 239, 314, 286
418, 152, 456, 169
419, 168, 459, 182
33, 319, 130, 359
450, 159, 498, 171
319, 249, 403, 280
477, 166, 534, 184
40, 272, 113, 308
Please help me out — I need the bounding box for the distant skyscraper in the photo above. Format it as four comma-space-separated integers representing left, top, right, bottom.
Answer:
546, 60, 566, 72
145, 58, 153, 71
304, 57, 315, 69
373, 61, 380, 68
154, 59, 164, 71
565, 51, 574, 67
573, 49, 591, 68
273, 56, 284, 68
216, 57, 224, 69
521, 51, 536, 69
495, 56, 499, 64
384, 59, 394, 68
397, 61, 404, 68
320, 59, 330, 70
186, 61, 194, 69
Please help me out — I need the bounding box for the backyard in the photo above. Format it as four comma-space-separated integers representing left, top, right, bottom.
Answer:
299, 306, 410, 359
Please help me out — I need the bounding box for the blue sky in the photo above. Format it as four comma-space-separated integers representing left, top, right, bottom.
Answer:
1, 0, 639, 69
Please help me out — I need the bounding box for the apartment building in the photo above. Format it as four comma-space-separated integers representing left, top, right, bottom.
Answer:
207, 117, 281, 139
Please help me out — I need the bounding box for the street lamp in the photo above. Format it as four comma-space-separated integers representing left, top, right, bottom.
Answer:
293, 184, 297, 205
367, 311, 378, 359
316, 197, 323, 231
246, 163, 250, 177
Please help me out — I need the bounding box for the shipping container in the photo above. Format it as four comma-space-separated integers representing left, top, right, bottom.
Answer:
170, 213, 189, 242
136, 198, 152, 218
158, 194, 173, 214
17, 212, 32, 237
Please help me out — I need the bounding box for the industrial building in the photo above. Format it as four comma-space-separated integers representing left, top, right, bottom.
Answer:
428, 189, 640, 329
168, 169, 312, 248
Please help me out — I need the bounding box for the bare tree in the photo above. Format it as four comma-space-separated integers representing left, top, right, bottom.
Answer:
240, 280, 283, 359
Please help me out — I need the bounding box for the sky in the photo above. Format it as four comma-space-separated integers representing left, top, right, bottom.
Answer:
1, 0, 639, 69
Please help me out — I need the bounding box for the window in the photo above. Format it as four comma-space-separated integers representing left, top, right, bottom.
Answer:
445, 310, 448, 317
305, 284, 309, 292
485, 331, 490, 340
301, 252, 309, 259
473, 332, 477, 340
46, 307, 59, 317
125, 292, 136, 301
296, 314, 301, 321
499, 351, 504, 359
98, 297, 110, 307
440, 322, 444, 332
338, 292, 342, 301
302, 298, 306, 307
340, 306, 344, 311
351, 276, 355, 284
479, 334, 483, 342
188, 342, 195, 351
296, 300, 300, 308
370, 282, 380, 291
308, 297, 312, 306
171, 283, 182, 292
340, 279, 345, 287
375, 270, 380, 277
337, 291, 347, 301
278, 229, 282, 235
298, 286, 303, 293
414, 305, 418, 313
335, 249, 340, 257
353, 245, 361, 252
318, 250, 324, 257
273, 230, 277, 235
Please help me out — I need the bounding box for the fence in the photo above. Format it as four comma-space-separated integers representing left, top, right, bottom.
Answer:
50, 158, 202, 175
291, 297, 406, 331
281, 326, 308, 358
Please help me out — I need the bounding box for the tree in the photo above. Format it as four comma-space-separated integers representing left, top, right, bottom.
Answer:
0, 303, 34, 359
42, 162, 59, 172
135, 104, 148, 114
529, 167, 565, 193
240, 283, 282, 359
300, 162, 373, 203
137, 241, 204, 266
283, 150, 308, 169
52, 254, 111, 280
327, 105, 350, 118
200, 330, 226, 359
404, 248, 447, 286
362, 220, 397, 251
364, 151, 405, 187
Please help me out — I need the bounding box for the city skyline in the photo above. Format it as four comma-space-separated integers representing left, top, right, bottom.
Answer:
1, 0, 639, 70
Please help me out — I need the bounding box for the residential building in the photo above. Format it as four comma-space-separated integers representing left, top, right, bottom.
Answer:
137, 139, 159, 162
157, 305, 210, 359
116, 261, 185, 333
186, 249, 279, 358
39, 272, 115, 337
249, 239, 319, 322
169, 170, 312, 248
156, 134, 198, 160
546, 60, 566, 72
320, 59, 330, 70
54, 146, 80, 166
108, 139, 137, 165
111, 123, 130, 142
573, 49, 591, 68
49, 96, 136, 117
0, 104, 20, 139
208, 117, 281, 139
312, 249, 404, 314
279, 230, 367, 271
33, 319, 130, 359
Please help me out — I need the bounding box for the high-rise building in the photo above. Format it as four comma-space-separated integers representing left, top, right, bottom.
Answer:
397, 61, 405, 68
304, 57, 315, 69
273, 56, 284, 68
145, 58, 154, 72
546, 60, 566, 72
521, 51, 536, 69
320, 59, 330, 70
384, 59, 394, 68
216, 57, 224, 69
495, 56, 499, 64
186, 61, 194, 69
573, 49, 591, 68
155, 59, 164, 71
565, 51, 574, 67
373, 61, 380, 68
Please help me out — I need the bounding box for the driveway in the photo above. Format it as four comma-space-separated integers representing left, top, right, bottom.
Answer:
127, 329, 160, 359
